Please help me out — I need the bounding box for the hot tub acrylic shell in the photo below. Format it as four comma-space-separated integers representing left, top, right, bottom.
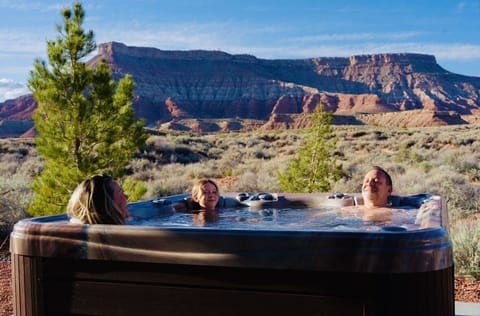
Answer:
10, 193, 454, 316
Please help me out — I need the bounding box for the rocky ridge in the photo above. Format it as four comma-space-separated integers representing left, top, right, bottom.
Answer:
2, 41, 480, 136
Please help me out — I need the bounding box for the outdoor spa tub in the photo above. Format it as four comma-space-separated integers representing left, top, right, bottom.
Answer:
10, 192, 453, 316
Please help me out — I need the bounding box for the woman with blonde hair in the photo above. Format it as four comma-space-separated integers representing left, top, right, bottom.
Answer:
190, 179, 220, 211
174, 179, 220, 212
67, 174, 129, 224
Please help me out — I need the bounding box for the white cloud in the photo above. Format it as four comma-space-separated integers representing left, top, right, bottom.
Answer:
455, 1, 480, 13
95, 22, 238, 51
232, 42, 480, 62
0, 1, 63, 12
0, 29, 52, 54
0, 79, 29, 102
456, 1, 467, 12
289, 32, 423, 43
420, 44, 480, 60
94, 20, 480, 62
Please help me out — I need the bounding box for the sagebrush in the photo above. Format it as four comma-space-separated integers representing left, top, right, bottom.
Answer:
1, 124, 479, 277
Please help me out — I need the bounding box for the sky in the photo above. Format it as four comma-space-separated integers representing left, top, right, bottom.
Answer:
1, 0, 480, 102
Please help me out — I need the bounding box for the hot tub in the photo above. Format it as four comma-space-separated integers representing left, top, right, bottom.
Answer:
10, 193, 454, 316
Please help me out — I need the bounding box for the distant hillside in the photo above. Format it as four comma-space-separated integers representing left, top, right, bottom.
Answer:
2, 41, 480, 137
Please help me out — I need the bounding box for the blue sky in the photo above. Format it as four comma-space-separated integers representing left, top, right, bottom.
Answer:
1, 0, 480, 101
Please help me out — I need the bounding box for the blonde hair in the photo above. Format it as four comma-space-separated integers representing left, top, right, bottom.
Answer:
191, 179, 219, 210
67, 175, 125, 224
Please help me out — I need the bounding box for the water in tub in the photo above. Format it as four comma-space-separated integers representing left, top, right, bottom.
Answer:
129, 195, 442, 232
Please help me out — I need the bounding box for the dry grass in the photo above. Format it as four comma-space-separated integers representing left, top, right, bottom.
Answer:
1, 124, 480, 276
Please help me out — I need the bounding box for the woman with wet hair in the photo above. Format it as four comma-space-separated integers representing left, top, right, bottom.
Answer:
174, 179, 221, 212
190, 179, 220, 211
67, 174, 129, 224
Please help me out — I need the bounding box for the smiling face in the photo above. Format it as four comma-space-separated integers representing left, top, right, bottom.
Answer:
192, 181, 220, 211
361, 169, 392, 208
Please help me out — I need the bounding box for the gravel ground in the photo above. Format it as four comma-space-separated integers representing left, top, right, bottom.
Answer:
0, 261, 12, 316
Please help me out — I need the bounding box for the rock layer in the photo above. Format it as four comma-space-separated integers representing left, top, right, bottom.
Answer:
2, 41, 480, 136
87, 42, 480, 123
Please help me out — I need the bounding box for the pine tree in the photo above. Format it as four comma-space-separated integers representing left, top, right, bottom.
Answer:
28, 2, 147, 216
278, 103, 343, 192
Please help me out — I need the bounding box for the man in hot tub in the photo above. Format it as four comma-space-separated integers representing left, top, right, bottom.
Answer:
359, 165, 393, 209
338, 166, 400, 223
345, 166, 438, 228
351, 166, 397, 222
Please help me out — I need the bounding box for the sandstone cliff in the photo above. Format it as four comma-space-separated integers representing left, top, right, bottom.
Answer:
86, 42, 480, 125
2, 41, 480, 136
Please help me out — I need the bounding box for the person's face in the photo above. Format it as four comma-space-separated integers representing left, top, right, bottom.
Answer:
193, 182, 219, 211
110, 181, 129, 219
362, 169, 392, 207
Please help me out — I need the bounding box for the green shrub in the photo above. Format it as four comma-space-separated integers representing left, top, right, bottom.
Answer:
2, 123, 480, 278
278, 105, 342, 192
122, 177, 148, 202
451, 218, 480, 278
